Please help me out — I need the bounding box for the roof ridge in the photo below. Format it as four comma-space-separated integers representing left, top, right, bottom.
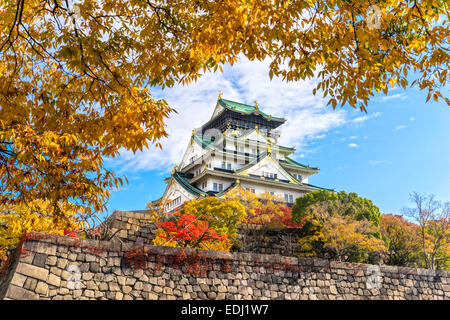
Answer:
284, 156, 319, 170
218, 98, 286, 122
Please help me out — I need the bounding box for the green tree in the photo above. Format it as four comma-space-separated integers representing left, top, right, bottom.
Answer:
292, 190, 381, 227
292, 190, 383, 262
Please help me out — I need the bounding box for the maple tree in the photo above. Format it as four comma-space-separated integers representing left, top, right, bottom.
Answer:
152, 213, 232, 251
1, 1, 448, 238
380, 214, 422, 267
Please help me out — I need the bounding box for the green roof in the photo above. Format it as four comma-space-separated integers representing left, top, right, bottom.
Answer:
303, 183, 334, 192
283, 156, 319, 170
173, 171, 207, 197
192, 133, 215, 149
235, 151, 268, 173
218, 98, 286, 122
173, 172, 238, 198
215, 182, 237, 197
208, 168, 330, 192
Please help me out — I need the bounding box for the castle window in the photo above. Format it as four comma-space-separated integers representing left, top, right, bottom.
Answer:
262, 171, 276, 179
284, 194, 294, 204
222, 161, 232, 170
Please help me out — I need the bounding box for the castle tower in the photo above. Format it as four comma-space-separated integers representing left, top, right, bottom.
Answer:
157, 97, 330, 212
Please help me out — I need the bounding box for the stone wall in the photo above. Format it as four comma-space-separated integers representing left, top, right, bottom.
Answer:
1, 232, 448, 300
102, 210, 157, 245
235, 225, 305, 256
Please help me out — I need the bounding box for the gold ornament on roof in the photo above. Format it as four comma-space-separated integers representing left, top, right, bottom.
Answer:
231, 129, 241, 136
218, 92, 223, 100
267, 137, 274, 154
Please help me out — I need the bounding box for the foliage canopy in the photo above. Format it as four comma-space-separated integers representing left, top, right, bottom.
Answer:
380, 213, 422, 267
292, 190, 381, 228
1, 0, 448, 240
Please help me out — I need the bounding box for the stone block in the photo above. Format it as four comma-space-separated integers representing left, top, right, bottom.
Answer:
46, 256, 58, 266
6, 285, 39, 300
17, 263, 49, 281
33, 253, 48, 268
109, 282, 120, 291
36, 281, 49, 295
34, 243, 57, 256
56, 259, 68, 269
84, 290, 95, 298
47, 273, 61, 287
115, 292, 124, 300
10, 273, 28, 287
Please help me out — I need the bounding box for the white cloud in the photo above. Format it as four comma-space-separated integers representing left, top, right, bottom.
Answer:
352, 111, 382, 123
410, 117, 415, 121
108, 57, 374, 173
348, 136, 358, 140
395, 125, 407, 130
380, 93, 406, 102
348, 143, 358, 148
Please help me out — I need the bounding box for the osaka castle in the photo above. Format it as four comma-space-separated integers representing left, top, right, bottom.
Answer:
157, 96, 330, 213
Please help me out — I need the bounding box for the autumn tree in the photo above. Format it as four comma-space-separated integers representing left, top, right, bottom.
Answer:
297, 202, 385, 262
380, 214, 422, 267
292, 190, 381, 230
0, 201, 83, 260
403, 192, 449, 270
1, 1, 448, 239
224, 187, 302, 228
151, 196, 246, 251
180, 197, 246, 240
152, 213, 232, 251
223, 187, 304, 254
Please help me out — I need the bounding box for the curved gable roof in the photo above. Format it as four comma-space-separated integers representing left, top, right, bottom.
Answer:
217, 98, 286, 122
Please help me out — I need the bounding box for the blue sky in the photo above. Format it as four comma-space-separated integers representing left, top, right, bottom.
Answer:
102, 57, 450, 220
